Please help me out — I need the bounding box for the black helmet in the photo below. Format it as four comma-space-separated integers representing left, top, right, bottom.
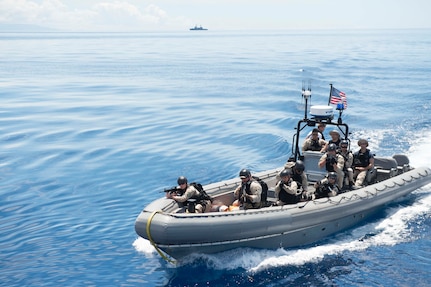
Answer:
340, 140, 349, 147
177, 176, 188, 185
327, 143, 337, 151
280, 169, 292, 177
328, 172, 337, 180
294, 160, 305, 172
239, 168, 251, 179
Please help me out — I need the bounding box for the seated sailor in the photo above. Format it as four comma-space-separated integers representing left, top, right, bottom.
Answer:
274, 169, 301, 205
302, 128, 327, 151
321, 129, 342, 152
233, 169, 262, 209
305, 122, 326, 140
353, 139, 375, 188
292, 160, 310, 189
339, 139, 355, 189
318, 143, 345, 188
314, 172, 340, 199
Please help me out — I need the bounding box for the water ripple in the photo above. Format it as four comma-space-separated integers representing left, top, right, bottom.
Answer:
1, 30, 431, 286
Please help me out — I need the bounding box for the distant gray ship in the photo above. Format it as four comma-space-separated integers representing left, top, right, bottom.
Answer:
189, 25, 208, 31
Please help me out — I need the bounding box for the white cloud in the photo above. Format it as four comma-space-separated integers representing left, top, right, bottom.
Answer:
0, 0, 40, 23
0, 0, 430, 31
0, 0, 188, 31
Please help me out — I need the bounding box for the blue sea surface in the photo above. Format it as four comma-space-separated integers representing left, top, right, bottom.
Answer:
1, 30, 431, 286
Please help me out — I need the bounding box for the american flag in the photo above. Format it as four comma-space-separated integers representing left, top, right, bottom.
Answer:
330, 86, 347, 109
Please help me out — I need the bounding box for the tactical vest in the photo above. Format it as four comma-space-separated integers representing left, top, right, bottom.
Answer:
291, 172, 303, 189
278, 180, 300, 204
353, 149, 372, 167
240, 180, 261, 208
240, 181, 252, 203
340, 151, 352, 171
325, 154, 339, 172
310, 139, 322, 151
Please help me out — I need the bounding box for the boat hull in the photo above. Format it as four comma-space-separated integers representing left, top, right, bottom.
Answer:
135, 167, 431, 259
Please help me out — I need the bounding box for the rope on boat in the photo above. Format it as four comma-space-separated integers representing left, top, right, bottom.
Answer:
146, 210, 177, 265
328, 190, 374, 205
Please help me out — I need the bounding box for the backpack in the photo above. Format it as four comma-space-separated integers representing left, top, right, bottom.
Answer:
190, 182, 212, 202
252, 176, 268, 203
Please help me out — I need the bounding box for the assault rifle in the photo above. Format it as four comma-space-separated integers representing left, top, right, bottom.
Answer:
164, 186, 182, 195
326, 154, 337, 165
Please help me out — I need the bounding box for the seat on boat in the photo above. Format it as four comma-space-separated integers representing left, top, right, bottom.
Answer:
302, 151, 327, 182
374, 157, 398, 181
392, 154, 410, 174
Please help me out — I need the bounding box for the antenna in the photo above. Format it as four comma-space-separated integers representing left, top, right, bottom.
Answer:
301, 80, 312, 120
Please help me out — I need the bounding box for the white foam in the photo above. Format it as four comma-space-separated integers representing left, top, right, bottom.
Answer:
132, 237, 156, 257
408, 130, 431, 168
248, 189, 431, 273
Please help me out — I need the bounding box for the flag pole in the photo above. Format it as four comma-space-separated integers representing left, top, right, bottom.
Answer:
328, 83, 333, 106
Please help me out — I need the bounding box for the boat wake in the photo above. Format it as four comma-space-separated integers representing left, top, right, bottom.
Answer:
247, 187, 431, 273
408, 130, 431, 168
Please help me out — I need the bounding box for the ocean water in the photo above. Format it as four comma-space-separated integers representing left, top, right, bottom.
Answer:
1, 29, 431, 286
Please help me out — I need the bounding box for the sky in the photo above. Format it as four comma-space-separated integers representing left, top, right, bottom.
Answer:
0, 0, 430, 32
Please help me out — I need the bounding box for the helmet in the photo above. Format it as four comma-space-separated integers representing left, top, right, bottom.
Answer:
358, 139, 369, 146
239, 169, 251, 179
340, 140, 349, 147
329, 130, 340, 137
328, 172, 337, 180
177, 176, 188, 185
280, 169, 292, 177
294, 160, 305, 172
327, 143, 337, 151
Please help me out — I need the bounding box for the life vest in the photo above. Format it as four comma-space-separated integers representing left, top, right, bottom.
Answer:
278, 180, 300, 204
241, 181, 253, 202
353, 149, 372, 167
340, 151, 352, 171
319, 131, 326, 141
240, 180, 261, 208
291, 172, 303, 190
310, 139, 322, 151
325, 154, 339, 172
